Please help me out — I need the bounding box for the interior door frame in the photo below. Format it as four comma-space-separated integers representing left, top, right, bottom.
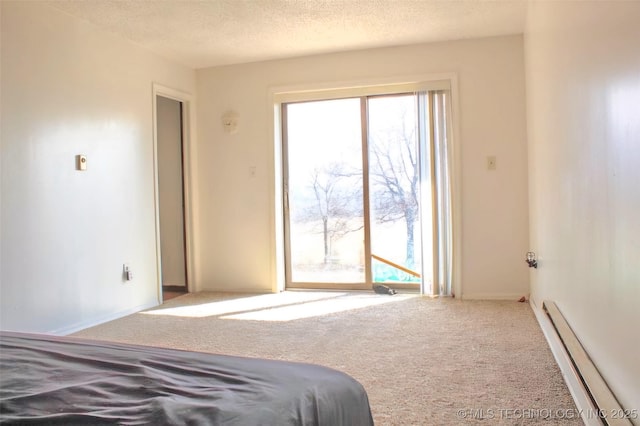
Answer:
152, 83, 196, 303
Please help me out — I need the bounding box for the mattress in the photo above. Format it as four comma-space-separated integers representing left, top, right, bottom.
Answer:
0, 332, 374, 425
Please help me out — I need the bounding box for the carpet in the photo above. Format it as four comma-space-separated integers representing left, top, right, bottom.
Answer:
73, 291, 582, 425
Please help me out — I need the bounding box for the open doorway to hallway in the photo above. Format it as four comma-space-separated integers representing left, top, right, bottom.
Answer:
156, 94, 188, 302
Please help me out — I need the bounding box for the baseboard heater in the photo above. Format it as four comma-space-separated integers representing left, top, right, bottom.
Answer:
543, 301, 632, 426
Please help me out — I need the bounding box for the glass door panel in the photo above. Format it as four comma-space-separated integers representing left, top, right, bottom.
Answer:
285, 98, 365, 285
367, 95, 421, 286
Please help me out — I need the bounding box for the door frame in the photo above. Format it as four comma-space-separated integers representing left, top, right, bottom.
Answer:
280, 92, 432, 292
152, 83, 196, 303
270, 74, 462, 297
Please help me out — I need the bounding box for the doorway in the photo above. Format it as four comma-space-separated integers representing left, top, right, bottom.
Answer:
155, 93, 189, 301
282, 89, 453, 294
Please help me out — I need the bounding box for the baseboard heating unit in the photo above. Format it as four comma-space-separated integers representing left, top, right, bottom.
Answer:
543, 301, 633, 426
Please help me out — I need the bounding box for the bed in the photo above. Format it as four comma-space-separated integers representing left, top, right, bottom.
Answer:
0, 332, 374, 425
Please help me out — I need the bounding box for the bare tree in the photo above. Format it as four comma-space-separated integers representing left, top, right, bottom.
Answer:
296, 162, 362, 264
369, 109, 419, 269
293, 102, 419, 269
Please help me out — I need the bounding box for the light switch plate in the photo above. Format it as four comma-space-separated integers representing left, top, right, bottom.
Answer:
487, 156, 497, 170
76, 155, 87, 171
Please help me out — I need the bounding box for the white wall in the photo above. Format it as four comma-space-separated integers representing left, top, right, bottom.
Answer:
0, 1, 195, 333
525, 1, 640, 412
196, 35, 529, 298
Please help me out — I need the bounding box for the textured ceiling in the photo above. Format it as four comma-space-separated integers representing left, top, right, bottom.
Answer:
46, 0, 527, 69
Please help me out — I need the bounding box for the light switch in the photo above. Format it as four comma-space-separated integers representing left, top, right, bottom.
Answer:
123, 264, 133, 281
76, 155, 87, 171
487, 156, 496, 170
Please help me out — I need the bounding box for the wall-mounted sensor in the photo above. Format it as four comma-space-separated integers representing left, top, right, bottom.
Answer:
76, 155, 87, 171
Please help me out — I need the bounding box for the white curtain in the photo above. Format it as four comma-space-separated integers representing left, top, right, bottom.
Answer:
418, 90, 453, 296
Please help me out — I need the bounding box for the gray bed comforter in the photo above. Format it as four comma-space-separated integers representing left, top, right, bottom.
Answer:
0, 332, 374, 425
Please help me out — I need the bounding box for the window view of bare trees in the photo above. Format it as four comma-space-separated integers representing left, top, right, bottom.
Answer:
293, 163, 363, 264
368, 95, 421, 281
286, 95, 422, 284
287, 98, 365, 283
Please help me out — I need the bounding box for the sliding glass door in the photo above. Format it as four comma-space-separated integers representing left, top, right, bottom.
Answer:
284, 98, 366, 287
367, 95, 422, 288
282, 90, 452, 294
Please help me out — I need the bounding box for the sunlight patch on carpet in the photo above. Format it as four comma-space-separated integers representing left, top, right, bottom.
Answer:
142, 291, 416, 321
221, 294, 415, 321
142, 292, 347, 318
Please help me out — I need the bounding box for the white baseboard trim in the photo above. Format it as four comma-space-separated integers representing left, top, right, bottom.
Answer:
50, 301, 159, 336
460, 293, 525, 300
530, 299, 602, 426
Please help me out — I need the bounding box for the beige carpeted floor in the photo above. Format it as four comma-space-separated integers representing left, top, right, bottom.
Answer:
73, 291, 582, 425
